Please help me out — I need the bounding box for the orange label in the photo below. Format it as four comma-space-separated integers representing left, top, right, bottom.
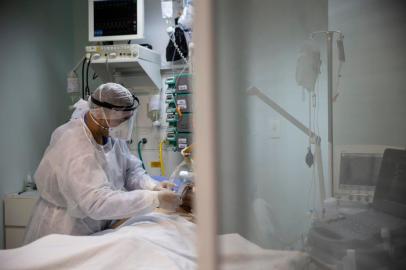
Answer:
150, 161, 161, 168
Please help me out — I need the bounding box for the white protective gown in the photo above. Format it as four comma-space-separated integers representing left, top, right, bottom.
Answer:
24, 116, 159, 244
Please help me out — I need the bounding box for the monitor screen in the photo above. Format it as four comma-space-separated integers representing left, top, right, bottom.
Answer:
89, 0, 144, 42
339, 153, 382, 187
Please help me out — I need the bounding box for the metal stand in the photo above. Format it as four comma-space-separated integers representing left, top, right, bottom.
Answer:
311, 30, 344, 197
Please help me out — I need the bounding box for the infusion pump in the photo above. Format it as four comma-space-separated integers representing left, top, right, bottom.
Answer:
85, 44, 160, 63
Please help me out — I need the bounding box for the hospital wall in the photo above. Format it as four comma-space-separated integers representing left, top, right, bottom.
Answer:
0, 1, 74, 249
329, 0, 406, 147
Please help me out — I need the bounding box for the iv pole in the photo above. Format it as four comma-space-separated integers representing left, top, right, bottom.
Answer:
311, 30, 345, 197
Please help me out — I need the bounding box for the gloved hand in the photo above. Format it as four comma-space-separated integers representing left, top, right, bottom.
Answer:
153, 181, 175, 191
157, 190, 181, 211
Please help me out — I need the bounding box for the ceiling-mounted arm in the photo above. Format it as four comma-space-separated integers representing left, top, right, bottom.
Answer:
247, 86, 318, 142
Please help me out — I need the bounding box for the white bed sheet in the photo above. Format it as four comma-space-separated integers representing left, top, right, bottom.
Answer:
0, 213, 309, 270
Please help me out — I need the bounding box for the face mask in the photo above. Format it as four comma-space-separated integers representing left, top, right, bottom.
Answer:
108, 115, 135, 141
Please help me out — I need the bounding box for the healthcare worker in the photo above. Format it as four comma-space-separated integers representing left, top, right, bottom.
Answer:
24, 83, 180, 244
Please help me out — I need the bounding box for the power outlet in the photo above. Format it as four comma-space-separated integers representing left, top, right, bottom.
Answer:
271, 119, 280, 139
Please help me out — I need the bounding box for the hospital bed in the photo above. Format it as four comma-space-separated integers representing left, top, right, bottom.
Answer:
0, 210, 310, 270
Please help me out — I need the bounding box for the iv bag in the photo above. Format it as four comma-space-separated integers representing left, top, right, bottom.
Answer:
296, 40, 321, 92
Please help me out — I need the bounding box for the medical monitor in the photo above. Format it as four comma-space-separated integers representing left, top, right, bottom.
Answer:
333, 145, 401, 203
88, 0, 144, 42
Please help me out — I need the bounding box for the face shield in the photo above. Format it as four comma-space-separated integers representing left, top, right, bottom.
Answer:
109, 113, 135, 141
89, 83, 139, 141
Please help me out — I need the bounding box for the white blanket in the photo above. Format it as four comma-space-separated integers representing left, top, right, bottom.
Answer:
0, 213, 309, 270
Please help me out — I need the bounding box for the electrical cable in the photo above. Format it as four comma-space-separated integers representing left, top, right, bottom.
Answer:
315, 78, 321, 137
164, 18, 191, 80
171, 45, 177, 77
308, 91, 312, 145
137, 138, 148, 170
81, 57, 87, 99
168, 29, 188, 64
168, 29, 189, 99
105, 55, 113, 81
85, 55, 92, 97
